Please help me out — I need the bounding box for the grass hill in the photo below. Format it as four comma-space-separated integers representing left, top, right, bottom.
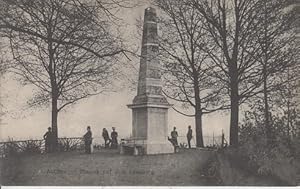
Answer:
1, 148, 214, 186
1, 148, 294, 186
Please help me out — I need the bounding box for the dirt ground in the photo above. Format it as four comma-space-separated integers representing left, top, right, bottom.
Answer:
0, 148, 215, 186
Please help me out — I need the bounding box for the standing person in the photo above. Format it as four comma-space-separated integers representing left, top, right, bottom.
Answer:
43, 127, 53, 153
111, 127, 118, 149
187, 125, 193, 149
171, 127, 178, 146
102, 128, 111, 148
83, 126, 92, 154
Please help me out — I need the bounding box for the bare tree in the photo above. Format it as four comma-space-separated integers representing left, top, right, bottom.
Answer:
191, 0, 299, 145
0, 0, 128, 147
192, 0, 270, 145
155, 0, 227, 147
273, 61, 300, 139
251, 0, 297, 141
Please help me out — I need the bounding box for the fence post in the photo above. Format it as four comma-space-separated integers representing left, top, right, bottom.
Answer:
221, 130, 224, 148
212, 132, 214, 147
66, 139, 69, 151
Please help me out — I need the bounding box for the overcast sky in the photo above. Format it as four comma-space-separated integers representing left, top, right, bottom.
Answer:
0, 1, 230, 145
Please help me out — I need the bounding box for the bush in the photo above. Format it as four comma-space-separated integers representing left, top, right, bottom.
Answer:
237, 118, 299, 185
4, 142, 19, 157
57, 138, 84, 152
22, 140, 43, 154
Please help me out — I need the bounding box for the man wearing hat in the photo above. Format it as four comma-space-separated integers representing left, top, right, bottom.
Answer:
43, 127, 54, 153
187, 125, 193, 149
83, 126, 93, 154
110, 127, 118, 149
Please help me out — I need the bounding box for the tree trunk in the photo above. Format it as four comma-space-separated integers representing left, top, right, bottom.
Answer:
229, 67, 239, 146
263, 65, 271, 142
48, 33, 59, 149
193, 75, 204, 147
262, 2, 271, 143
51, 94, 58, 149
195, 110, 204, 147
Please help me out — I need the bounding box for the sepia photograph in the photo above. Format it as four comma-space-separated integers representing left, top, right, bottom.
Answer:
0, 0, 299, 187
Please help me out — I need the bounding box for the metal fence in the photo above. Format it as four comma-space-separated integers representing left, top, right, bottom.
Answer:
176, 133, 227, 149
0, 133, 228, 157
0, 137, 85, 158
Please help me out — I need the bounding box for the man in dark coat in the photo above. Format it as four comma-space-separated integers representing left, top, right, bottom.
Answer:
102, 128, 111, 148
187, 125, 193, 149
171, 127, 178, 146
83, 126, 92, 154
43, 127, 53, 153
111, 127, 118, 149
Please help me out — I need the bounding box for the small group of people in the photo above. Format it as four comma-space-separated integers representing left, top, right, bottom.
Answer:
83, 126, 119, 154
101, 127, 118, 149
43, 126, 119, 154
168, 125, 193, 149
83, 126, 118, 154
44, 125, 193, 154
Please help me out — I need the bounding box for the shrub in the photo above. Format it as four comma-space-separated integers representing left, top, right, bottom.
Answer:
21, 140, 43, 154
237, 116, 299, 185
4, 141, 19, 157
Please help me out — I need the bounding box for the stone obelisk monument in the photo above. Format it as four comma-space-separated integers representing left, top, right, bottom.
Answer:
127, 7, 174, 154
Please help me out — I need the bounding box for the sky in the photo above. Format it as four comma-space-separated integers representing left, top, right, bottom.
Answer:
0, 1, 230, 145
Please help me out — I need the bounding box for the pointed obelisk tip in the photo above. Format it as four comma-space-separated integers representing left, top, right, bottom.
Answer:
144, 7, 157, 22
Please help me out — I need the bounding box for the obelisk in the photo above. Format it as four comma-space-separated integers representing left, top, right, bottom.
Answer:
127, 7, 174, 154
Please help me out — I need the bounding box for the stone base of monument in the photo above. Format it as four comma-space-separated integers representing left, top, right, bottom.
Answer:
120, 139, 174, 155
145, 142, 174, 154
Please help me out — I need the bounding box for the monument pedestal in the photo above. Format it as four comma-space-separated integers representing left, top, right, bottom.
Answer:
128, 103, 174, 154
146, 142, 174, 154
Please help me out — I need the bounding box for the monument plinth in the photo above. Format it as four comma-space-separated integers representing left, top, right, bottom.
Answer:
127, 7, 174, 154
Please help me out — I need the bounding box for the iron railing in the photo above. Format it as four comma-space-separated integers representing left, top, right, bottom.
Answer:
0, 137, 85, 157
177, 133, 228, 148
0, 133, 228, 157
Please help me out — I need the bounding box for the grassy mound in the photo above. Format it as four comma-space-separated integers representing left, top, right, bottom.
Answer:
0, 148, 214, 186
